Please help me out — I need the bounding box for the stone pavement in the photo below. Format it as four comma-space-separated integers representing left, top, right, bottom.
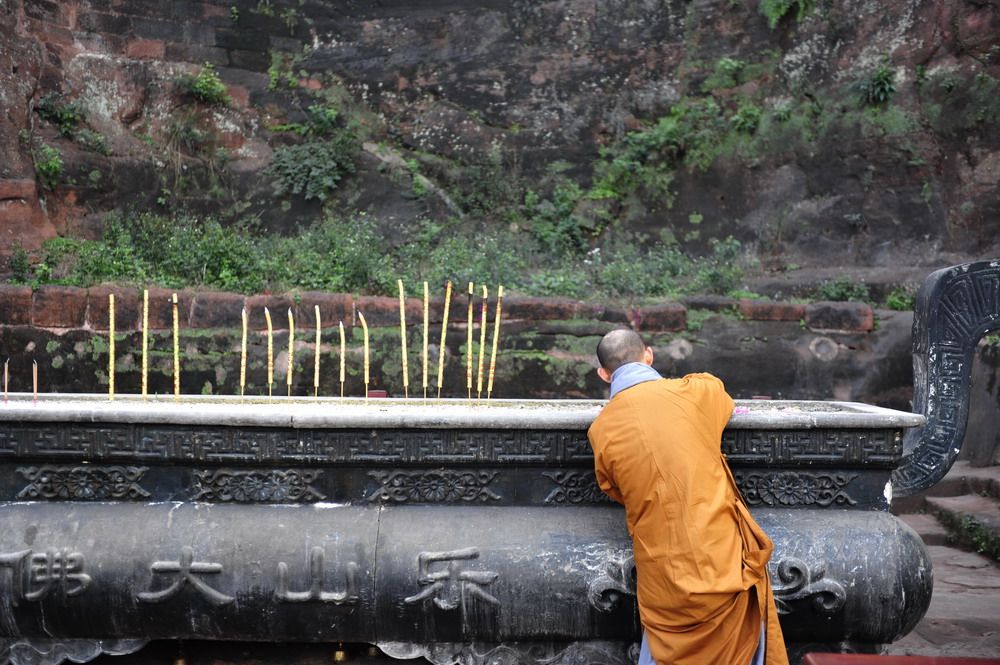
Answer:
887, 462, 1000, 658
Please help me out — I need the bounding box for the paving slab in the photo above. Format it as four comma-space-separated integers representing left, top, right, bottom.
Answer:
887, 545, 1000, 658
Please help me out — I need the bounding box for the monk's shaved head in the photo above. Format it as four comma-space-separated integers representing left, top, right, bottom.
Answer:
596, 329, 647, 374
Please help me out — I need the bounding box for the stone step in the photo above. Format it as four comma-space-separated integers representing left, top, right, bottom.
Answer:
892, 461, 1000, 515
897, 512, 950, 546
925, 494, 1000, 561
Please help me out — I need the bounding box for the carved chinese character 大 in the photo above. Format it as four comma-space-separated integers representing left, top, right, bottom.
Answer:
136, 547, 233, 605
275, 546, 360, 604
0, 549, 92, 606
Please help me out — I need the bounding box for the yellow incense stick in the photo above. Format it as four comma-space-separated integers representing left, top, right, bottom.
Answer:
466, 282, 474, 399
32, 360, 38, 404
313, 305, 321, 398
422, 281, 429, 399
264, 307, 273, 399
476, 285, 488, 400
287, 308, 295, 397
108, 293, 115, 401
172, 293, 180, 401
339, 320, 346, 398
487, 285, 504, 400
141, 289, 148, 400
240, 307, 248, 399
437, 280, 452, 399
359, 312, 369, 400
398, 279, 409, 399
3, 359, 8, 404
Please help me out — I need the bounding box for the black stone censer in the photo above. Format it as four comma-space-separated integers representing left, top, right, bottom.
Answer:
0, 260, 997, 665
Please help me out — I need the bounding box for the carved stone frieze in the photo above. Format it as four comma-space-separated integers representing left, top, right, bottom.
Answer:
190, 469, 325, 503
734, 471, 857, 507
0, 638, 148, 665
377, 640, 639, 665
771, 557, 847, 615
16, 466, 150, 501
365, 470, 501, 503
543, 471, 612, 505
0, 424, 904, 468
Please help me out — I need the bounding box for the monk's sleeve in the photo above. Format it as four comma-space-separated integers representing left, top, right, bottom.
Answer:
592, 444, 625, 505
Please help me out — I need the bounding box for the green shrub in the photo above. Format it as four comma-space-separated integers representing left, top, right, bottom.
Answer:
731, 104, 762, 133
34, 144, 63, 190
8, 246, 31, 283
76, 128, 109, 155
885, 286, 915, 311
176, 63, 230, 106
265, 136, 358, 202
702, 57, 746, 91
759, 0, 814, 29
816, 278, 870, 302
35, 93, 85, 137
856, 62, 897, 107
526, 180, 589, 257
693, 236, 748, 295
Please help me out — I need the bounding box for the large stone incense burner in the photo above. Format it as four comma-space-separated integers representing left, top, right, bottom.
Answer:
0, 259, 997, 665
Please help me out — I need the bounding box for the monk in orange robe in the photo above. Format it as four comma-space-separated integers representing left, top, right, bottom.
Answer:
587, 329, 788, 665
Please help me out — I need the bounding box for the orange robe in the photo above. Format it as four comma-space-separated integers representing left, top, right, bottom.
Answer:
587, 373, 788, 665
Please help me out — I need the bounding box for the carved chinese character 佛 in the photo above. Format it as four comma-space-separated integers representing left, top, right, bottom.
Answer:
0, 548, 92, 606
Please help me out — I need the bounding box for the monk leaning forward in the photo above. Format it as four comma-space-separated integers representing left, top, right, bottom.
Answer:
587, 329, 788, 665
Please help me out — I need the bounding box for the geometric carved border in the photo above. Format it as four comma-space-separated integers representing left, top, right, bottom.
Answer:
0, 424, 903, 468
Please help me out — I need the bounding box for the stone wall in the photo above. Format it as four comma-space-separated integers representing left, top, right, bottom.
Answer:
0, 283, 904, 403
1, 0, 998, 269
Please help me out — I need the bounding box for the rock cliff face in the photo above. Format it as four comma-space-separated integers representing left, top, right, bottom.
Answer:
1, 0, 997, 269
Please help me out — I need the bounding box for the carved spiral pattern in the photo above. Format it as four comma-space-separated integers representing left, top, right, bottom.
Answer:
366, 471, 501, 503
771, 557, 847, 615
16, 466, 150, 500
735, 472, 857, 507
190, 469, 325, 503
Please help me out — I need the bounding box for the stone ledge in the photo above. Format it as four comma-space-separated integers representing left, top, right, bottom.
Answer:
87, 285, 142, 331
805, 301, 875, 332
634, 303, 686, 332
0, 285, 33, 326
190, 291, 246, 329
33, 286, 87, 328
739, 299, 806, 322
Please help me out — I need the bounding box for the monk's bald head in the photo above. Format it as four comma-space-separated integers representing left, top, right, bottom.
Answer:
596, 329, 647, 374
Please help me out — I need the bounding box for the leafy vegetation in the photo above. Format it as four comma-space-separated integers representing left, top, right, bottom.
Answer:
265, 135, 359, 202
35, 93, 85, 137
34, 144, 63, 190
758, 0, 814, 29
856, 61, 897, 107
884, 286, 916, 311
9, 210, 757, 301
815, 278, 870, 303
176, 63, 230, 106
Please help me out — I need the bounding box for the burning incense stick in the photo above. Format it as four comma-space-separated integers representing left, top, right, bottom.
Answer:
108, 293, 115, 401
3, 359, 8, 405
264, 307, 274, 399
466, 282, 474, 399
487, 285, 504, 400
339, 321, 346, 399
32, 360, 38, 405
172, 293, 180, 401
476, 285, 488, 401
358, 311, 370, 401
141, 289, 149, 400
287, 308, 295, 397
422, 281, 429, 400
313, 305, 321, 398
398, 279, 409, 399
240, 307, 248, 400
437, 281, 452, 399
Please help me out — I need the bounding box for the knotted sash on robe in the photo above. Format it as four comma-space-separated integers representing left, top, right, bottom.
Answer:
588, 373, 788, 665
